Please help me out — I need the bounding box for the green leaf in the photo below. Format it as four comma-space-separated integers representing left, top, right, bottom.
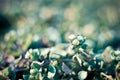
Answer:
2, 67, 11, 76
47, 65, 56, 79
75, 54, 82, 66
9, 71, 16, 80
78, 71, 87, 80
31, 61, 42, 70
30, 49, 40, 60
29, 75, 35, 80
116, 62, 120, 80
30, 69, 39, 75
0, 75, 6, 80
23, 75, 29, 80
62, 62, 72, 74
0, 57, 2, 63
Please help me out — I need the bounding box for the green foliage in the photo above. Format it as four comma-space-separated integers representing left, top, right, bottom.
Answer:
0, 34, 120, 80
0, 1, 120, 79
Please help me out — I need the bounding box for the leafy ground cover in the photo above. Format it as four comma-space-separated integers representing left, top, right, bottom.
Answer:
0, 0, 120, 80
0, 34, 119, 80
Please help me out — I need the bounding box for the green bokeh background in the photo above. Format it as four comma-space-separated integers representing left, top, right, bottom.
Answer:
0, 0, 120, 53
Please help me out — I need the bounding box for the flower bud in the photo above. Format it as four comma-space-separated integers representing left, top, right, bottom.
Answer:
77, 35, 84, 41
68, 34, 76, 41
72, 39, 79, 46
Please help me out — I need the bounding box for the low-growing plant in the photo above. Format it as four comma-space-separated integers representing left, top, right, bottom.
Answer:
0, 34, 120, 80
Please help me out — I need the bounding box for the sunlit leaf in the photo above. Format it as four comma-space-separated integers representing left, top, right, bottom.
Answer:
78, 71, 87, 80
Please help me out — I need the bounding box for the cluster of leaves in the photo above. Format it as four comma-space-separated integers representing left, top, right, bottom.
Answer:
1, 0, 120, 48
0, 48, 56, 80
0, 34, 120, 80
68, 34, 120, 80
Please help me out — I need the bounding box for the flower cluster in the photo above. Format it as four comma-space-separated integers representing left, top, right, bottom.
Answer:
68, 34, 86, 46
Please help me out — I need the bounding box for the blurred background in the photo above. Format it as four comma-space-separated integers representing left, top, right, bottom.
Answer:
0, 0, 120, 55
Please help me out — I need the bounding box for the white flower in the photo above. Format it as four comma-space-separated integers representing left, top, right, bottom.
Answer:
72, 39, 79, 46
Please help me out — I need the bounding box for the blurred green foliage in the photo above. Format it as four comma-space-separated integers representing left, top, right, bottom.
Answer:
0, 0, 120, 51
0, 0, 120, 79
